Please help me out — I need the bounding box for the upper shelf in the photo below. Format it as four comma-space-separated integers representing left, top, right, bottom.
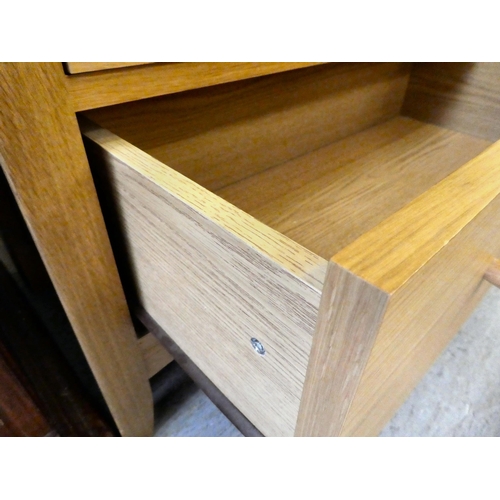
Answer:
67, 62, 325, 111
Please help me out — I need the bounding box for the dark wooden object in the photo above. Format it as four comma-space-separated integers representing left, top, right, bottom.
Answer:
0, 340, 53, 437
0, 262, 116, 437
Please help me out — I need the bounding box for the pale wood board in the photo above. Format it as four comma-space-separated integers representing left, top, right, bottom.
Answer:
327, 139, 500, 435
139, 308, 263, 437
218, 117, 490, 258
295, 265, 389, 436
342, 193, 500, 436
334, 140, 500, 293
69, 62, 326, 111
65, 62, 151, 74
138, 332, 174, 379
85, 63, 411, 191
0, 63, 153, 437
402, 62, 500, 142
296, 139, 500, 436
83, 123, 326, 437
82, 120, 327, 291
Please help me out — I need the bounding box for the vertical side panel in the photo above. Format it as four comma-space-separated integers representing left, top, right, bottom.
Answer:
0, 63, 152, 436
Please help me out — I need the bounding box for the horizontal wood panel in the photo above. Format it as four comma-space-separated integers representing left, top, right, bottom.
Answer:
70, 62, 326, 111
218, 117, 490, 259
138, 332, 173, 378
334, 139, 500, 293
402, 62, 500, 142
65, 62, 151, 74
83, 122, 325, 436
85, 63, 410, 191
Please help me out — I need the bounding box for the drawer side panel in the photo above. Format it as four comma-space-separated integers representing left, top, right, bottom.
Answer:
84, 133, 322, 437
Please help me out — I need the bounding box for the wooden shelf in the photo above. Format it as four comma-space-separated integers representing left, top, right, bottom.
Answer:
70, 62, 325, 111
216, 117, 491, 259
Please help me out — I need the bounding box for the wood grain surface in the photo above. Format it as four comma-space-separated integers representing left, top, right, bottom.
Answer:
138, 307, 264, 437
402, 62, 500, 142
296, 138, 500, 436
85, 62, 410, 191
0, 63, 153, 436
69, 62, 326, 111
295, 264, 389, 436
65, 62, 150, 74
218, 117, 490, 258
334, 140, 500, 292
138, 332, 173, 378
341, 192, 500, 436
80, 61, 500, 436
326, 139, 500, 435
83, 122, 327, 436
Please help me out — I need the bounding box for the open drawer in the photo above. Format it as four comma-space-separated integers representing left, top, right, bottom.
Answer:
81, 62, 500, 437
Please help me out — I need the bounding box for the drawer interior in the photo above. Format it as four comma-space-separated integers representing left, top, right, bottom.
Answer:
82, 62, 500, 436
85, 62, 498, 261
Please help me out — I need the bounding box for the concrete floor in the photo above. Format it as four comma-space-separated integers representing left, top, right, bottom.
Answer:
155, 286, 500, 437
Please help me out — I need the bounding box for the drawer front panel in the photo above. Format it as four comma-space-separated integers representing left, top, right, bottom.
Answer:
84, 125, 324, 436
296, 140, 500, 436
343, 190, 500, 436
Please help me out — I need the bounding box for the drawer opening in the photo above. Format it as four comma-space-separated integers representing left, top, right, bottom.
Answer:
84, 62, 497, 261
81, 62, 500, 437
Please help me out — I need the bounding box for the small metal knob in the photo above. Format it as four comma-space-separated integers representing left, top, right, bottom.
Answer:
250, 338, 266, 356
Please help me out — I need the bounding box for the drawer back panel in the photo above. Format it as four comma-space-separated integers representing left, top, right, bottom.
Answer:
85, 62, 411, 192
402, 62, 500, 142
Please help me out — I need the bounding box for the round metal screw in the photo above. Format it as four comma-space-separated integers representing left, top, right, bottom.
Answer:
250, 338, 266, 356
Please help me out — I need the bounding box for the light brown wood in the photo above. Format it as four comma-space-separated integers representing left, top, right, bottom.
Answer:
139, 308, 264, 437
329, 141, 500, 436
341, 193, 500, 436
86, 62, 411, 191
218, 117, 490, 258
294, 265, 389, 436
65, 62, 151, 74
69, 62, 327, 111
484, 258, 500, 288
0, 63, 153, 437
82, 121, 326, 437
295, 139, 500, 436
402, 63, 500, 142
334, 140, 500, 292
138, 332, 173, 378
